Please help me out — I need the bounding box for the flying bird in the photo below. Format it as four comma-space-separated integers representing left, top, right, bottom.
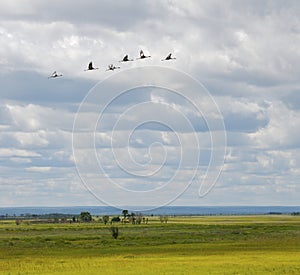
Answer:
48, 71, 63, 79
119, 54, 134, 62
84, 61, 99, 71
136, 50, 151, 59
161, 53, 176, 61
106, 64, 120, 71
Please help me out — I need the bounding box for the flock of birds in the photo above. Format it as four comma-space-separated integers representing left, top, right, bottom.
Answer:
48, 50, 176, 79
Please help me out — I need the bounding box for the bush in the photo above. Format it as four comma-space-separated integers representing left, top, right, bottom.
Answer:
111, 216, 121, 223
79, 212, 92, 222
109, 226, 119, 239
159, 215, 168, 223
102, 215, 109, 225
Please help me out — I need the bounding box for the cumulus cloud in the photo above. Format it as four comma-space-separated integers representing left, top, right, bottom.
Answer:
0, 1, 299, 206
5, 103, 74, 131
0, 148, 40, 157
249, 101, 300, 149
25, 166, 51, 172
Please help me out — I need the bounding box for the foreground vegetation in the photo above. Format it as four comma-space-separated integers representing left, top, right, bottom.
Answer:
0, 215, 299, 274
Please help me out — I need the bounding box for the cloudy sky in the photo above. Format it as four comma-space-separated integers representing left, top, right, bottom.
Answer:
1, 0, 300, 207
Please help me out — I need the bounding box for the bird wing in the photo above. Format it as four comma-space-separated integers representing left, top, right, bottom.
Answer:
88, 62, 93, 70
124, 55, 128, 61
167, 53, 172, 59
140, 50, 144, 57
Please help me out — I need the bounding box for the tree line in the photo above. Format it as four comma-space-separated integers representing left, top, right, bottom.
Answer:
12, 209, 170, 226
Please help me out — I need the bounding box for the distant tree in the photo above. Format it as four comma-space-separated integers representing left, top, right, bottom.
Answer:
136, 213, 143, 225
122, 209, 128, 218
159, 215, 168, 223
109, 226, 119, 239
111, 216, 121, 223
129, 212, 136, 224
291, 212, 300, 216
79, 212, 92, 222
102, 215, 110, 225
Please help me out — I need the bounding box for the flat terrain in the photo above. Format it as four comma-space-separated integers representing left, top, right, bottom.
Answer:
0, 215, 299, 274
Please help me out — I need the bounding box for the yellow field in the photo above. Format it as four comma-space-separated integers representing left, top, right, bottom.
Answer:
0, 215, 299, 274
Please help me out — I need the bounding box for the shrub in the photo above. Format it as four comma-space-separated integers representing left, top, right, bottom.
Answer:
159, 215, 168, 223
102, 215, 109, 225
79, 212, 92, 222
109, 226, 119, 239
111, 216, 121, 223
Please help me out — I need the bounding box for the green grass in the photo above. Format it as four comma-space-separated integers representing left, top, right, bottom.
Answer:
0, 215, 299, 274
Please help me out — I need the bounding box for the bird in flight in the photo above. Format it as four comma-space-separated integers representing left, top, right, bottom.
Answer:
84, 61, 99, 71
161, 53, 176, 61
106, 64, 120, 71
48, 71, 63, 79
137, 50, 151, 59
119, 54, 134, 62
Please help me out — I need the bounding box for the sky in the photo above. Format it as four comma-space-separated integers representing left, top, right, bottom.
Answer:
0, 0, 300, 208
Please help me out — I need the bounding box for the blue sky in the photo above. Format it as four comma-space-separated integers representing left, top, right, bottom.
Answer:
0, 0, 300, 207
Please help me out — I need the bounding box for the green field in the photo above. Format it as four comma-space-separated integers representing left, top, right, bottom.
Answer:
0, 215, 299, 274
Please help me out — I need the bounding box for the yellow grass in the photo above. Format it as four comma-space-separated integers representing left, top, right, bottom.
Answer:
0, 215, 299, 274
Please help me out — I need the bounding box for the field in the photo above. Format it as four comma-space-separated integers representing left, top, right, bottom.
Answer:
0, 215, 299, 274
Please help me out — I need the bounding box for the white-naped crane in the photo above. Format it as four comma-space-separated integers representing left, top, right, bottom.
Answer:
136, 50, 151, 60
119, 54, 134, 62
84, 61, 99, 71
106, 64, 120, 71
48, 71, 63, 79
161, 53, 176, 61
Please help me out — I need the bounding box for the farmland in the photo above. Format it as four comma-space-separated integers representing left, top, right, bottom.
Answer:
0, 215, 299, 274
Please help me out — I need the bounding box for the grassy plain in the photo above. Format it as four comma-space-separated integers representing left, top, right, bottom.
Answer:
0, 215, 299, 274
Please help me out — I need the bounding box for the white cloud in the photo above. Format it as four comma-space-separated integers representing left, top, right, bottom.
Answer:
249, 101, 300, 149
0, 1, 300, 206
26, 166, 52, 172
0, 148, 40, 157
5, 103, 74, 131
